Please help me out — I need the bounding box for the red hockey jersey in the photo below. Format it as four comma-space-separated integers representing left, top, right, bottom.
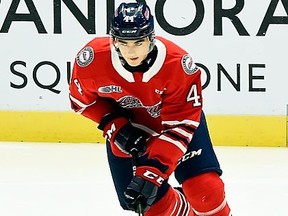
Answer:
69, 36, 202, 175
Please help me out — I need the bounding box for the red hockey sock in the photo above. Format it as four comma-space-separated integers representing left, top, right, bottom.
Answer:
145, 186, 195, 216
182, 172, 231, 216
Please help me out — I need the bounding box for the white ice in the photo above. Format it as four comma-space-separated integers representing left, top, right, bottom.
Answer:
0, 142, 287, 216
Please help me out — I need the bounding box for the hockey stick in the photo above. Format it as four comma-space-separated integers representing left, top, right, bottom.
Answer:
131, 149, 144, 216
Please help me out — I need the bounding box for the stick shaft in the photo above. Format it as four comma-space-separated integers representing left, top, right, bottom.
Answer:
131, 150, 144, 216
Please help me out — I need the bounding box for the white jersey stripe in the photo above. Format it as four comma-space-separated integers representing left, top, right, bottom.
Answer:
159, 135, 187, 153
173, 189, 190, 216
171, 127, 193, 141
162, 119, 199, 128
170, 200, 178, 216
175, 190, 184, 216
69, 95, 96, 113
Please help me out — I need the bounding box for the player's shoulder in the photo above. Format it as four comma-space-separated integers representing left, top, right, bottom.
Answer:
156, 36, 189, 64
75, 37, 110, 68
77, 36, 110, 59
86, 37, 111, 53
156, 36, 186, 56
155, 36, 199, 76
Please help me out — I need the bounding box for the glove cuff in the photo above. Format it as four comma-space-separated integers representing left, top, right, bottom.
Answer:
135, 166, 168, 187
102, 116, 129, 142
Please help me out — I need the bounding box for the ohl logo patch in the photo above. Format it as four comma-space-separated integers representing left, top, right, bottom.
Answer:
181, 54, 198, 75
76, 46, 94, 67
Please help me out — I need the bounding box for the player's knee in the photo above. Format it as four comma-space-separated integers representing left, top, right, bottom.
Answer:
183, 172, 230, 215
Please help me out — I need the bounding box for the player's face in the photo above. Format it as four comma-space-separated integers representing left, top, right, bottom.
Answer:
115, 37, 151, 67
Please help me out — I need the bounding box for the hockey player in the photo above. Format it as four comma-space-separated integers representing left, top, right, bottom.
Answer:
69, 2, 231, 216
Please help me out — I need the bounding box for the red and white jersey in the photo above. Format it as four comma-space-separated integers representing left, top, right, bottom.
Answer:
69, 36, 203, 174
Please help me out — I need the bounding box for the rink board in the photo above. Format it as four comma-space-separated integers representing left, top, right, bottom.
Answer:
0, 111, 286, 147
1, 1, 287, 148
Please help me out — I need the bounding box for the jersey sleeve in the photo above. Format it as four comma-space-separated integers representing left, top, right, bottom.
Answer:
69, 61, 117, 124
147, 54, 203, 176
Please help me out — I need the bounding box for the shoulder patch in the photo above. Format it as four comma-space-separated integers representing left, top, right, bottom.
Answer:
181, 54, 198, 75
76, 46, 94, 67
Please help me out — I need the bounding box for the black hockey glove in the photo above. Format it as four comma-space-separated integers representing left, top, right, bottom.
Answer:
124, 159, 168, 213
98, 113, 147, 155
114, 123, 147, 155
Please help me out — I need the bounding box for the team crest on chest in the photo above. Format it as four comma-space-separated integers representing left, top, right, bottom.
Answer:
76, 46, 94, 67
181, 54, 198, 75
117, 96, 143, 108
117, 96, 161, 118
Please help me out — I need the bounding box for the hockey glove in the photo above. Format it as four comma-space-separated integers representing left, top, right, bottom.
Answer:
124, 159, 168, 213
98, 113, 147, 155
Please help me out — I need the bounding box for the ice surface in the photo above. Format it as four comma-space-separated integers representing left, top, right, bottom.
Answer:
0, 142, 287, 216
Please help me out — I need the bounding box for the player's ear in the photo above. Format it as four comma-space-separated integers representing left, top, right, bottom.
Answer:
110, 37, 118, 49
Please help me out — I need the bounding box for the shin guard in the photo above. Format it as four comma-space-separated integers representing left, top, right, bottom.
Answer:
145, 186, 195, 216
182, 172, 231, 216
